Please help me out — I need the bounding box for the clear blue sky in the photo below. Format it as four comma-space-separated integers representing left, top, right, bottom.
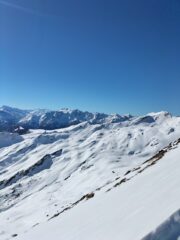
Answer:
0, 0, 180, 115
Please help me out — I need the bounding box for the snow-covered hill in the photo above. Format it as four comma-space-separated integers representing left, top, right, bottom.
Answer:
17, 138, 180, 240
0, 132, 23, 148
0, 108, 180, 239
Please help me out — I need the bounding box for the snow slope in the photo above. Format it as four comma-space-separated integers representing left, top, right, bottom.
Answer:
0, 110, 180, 239
0, 132, 23, 148
17, 138, 180, 240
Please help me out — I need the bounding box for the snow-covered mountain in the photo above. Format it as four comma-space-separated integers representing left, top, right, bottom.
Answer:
0, 106, 131, 131
0, 106, 29, 131
0, 107, 180, 239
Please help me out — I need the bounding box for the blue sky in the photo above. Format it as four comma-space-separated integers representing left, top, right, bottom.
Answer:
0, 0, 180, 115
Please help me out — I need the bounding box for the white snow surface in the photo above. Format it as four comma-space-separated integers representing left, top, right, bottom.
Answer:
0, 111, 180, 239
17, 141, 180, 240
0, 132, 23, 148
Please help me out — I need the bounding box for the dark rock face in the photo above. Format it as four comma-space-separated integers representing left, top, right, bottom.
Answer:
13, 127, 29, 135
135, 116, 155, 125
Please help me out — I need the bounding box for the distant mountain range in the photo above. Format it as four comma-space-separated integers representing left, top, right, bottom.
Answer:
0, 105, 132, 131
0, 105, 173, 132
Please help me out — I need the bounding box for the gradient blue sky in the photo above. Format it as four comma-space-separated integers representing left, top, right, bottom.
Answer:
0, 0, 180, 115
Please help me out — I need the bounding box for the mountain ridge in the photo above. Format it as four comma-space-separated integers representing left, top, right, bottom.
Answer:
0, 105, 172, 132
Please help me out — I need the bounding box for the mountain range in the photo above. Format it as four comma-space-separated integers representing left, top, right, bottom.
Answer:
0, 105, 131, 131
